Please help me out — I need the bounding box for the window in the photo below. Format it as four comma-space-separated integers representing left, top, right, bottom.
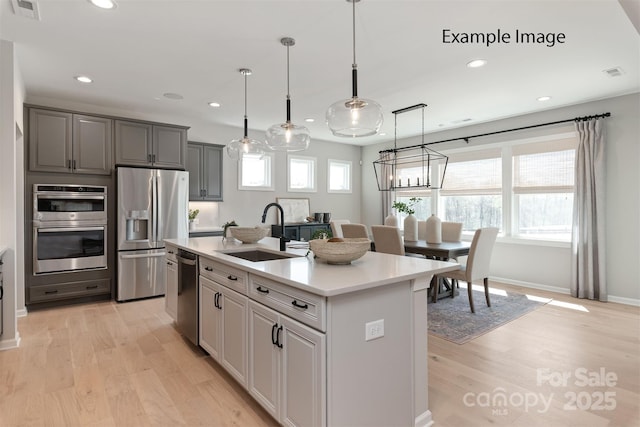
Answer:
328, 159, 352, 193
394, 192, 431, 229
512, 138, 576, 240
239, 152, 274, 191
388, 132, 578, 242
288, 155, 316, 192
440, 150, 502, 232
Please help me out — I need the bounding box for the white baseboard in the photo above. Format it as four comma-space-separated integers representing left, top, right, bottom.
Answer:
0, 332, 21, 351
16, 308, 28, 317
490, 276, 640, 307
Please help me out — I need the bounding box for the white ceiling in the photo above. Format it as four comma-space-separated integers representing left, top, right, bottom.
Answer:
1, 0, 638, 146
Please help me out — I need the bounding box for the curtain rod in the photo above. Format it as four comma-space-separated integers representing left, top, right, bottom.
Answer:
378, 112, 611, 154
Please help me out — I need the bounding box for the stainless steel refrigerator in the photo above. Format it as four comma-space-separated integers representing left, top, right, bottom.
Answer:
116, 167, 188, 301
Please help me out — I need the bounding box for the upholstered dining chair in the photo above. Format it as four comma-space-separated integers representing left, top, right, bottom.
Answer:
371, 225, 405, 256
435, 227, 499, 313
442, 221, 463, 242
341, 223, 369, 239
330, 219, 351, 238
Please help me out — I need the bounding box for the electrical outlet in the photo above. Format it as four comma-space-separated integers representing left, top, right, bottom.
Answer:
365, 319, 384, 341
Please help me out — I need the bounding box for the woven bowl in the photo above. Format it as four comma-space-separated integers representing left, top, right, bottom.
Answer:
309, 238, 371, 265
229, 226, 269, 244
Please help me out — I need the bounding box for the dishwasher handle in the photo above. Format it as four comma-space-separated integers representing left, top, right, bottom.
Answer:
176, 254, 197, 266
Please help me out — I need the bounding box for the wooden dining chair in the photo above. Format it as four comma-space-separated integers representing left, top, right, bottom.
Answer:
329, 219, 351, 238
371, 225, 405, 256
341, 223, 369, 238
435, 227, 499, 313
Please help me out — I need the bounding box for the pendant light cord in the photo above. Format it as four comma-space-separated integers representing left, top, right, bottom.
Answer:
243, 71, 248, 138
351, 0, 358, 98
286, 43, 291, 122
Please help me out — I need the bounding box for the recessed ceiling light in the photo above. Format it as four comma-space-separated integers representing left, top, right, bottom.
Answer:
304, 118, 315, 123
75, 75, 93, 83
537, 96, 552, 102
208, 102, 221, 108
163, 92, 183, 100
466, 59, 487, 68
89, 0, 117, 9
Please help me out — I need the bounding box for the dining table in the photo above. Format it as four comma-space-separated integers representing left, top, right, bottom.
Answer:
403, 239, 471, 302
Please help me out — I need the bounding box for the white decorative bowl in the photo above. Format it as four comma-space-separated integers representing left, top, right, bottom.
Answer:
309, 238, 371, 265
229, 226, 269, 244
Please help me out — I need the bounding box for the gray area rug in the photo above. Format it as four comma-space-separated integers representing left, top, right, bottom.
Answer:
428, 285, 551, 344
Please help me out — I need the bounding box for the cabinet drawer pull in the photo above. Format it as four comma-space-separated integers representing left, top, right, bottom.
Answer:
292, 300, 308, 310
256, 286, 269, 294
227, 275, 238, 281
45, 290, 58, 295
205, 266, 213, 272
86, 285, 98, 290
0, 285, 4, 299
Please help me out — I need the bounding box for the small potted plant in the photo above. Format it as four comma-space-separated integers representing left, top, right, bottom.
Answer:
188, 209, 199, 231
392, 197, 421, 241
222, 220, 238, 239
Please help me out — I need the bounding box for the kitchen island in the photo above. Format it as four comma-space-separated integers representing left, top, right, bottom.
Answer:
164, 236, 458, 427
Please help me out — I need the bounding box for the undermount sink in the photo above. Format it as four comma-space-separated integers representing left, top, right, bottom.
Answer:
221, 249, 299, 262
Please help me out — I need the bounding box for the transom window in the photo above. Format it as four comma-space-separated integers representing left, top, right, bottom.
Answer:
328, 159, 352, 193
288, 155, 317, 192
239, 152, 274, 191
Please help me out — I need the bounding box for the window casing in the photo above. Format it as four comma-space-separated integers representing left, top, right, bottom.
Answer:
239, 152, 275, 191
328, 159, 352, 193
288, 155, 317, 192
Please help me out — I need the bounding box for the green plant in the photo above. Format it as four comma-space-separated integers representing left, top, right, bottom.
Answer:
222, 220, 238, 237
392, 197, 422, 215
311, 228, 332, 240
188, 209, 200, 221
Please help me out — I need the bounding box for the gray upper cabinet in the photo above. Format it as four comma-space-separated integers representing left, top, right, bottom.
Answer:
29, 109, 112, 175
115, 120, 187, 169
187, 142, 223, 201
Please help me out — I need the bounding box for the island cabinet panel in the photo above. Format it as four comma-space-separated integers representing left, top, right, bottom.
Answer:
199, 275, 248, 387
165, 245, 178, 321
248, 300, 326, 427
29, 108, 112, 175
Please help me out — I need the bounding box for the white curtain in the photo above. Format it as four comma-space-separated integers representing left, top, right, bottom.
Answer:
571, 119, 606, 301
380, 152, 394, 223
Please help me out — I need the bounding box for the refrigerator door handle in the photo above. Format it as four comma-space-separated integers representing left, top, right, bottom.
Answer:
152, 172, 159, 245
120, 252, 166, 260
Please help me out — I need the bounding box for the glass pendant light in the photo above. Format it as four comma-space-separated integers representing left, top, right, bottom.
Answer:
265, 37, 310, 152
326, 0, 383, 138
226, 68, 265, 160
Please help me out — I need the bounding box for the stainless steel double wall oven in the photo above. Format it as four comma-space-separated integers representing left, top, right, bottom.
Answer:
32, 184, 108, 274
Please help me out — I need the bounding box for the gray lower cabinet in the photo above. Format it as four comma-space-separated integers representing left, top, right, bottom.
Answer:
115, 120, 187, 169
248, 300, 325, 427
186, 142, 223, 201
272, 224, 331, 242
28, 278, 111, 303
29, 108, 112, 175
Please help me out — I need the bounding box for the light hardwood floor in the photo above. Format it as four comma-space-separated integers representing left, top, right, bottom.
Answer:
0, 282, 638, 427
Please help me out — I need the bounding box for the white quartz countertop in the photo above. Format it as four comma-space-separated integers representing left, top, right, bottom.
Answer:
165, 236, 459, 297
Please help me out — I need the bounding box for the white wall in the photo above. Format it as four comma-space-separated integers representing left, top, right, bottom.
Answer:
362, 93, 640, 303
0, 39, 23, 349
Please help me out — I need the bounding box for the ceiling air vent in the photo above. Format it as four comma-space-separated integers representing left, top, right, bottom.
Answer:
603, 67, 624, 78
10, 0, 41, 20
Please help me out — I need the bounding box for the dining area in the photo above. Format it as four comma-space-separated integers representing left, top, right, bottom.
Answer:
329, 218, 498, 314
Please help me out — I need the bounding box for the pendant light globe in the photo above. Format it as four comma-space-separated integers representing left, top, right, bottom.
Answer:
225, 68, 265, 160
326, 0, 383, 138
265, 37, 310, 152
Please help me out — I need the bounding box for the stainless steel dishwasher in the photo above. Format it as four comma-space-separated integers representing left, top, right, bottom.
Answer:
176, 249, 198, 345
